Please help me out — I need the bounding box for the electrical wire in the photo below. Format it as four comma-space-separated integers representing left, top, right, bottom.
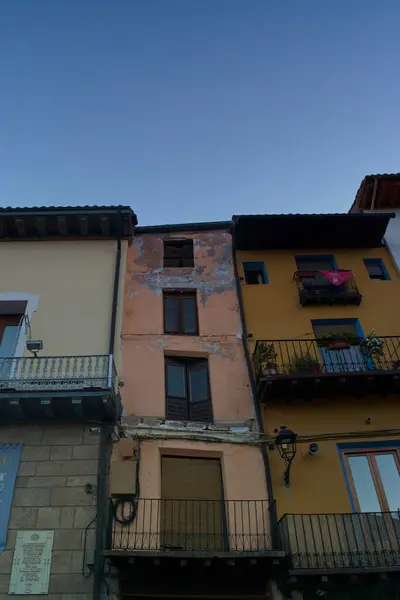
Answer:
261, 428, 400, 445
82, 514, 97, 578
111, 437, 141, 525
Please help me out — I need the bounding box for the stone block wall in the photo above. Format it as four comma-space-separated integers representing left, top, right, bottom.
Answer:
0, 424, 101, 600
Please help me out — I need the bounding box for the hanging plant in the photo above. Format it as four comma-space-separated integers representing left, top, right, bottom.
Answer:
318, 332, 359, 348
360, 331, 384, 357
258, 342, 278, 375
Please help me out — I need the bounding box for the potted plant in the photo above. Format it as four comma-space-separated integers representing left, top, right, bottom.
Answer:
319, 332, 359, 350
360, 330, 384, 357
258, 342, 278, 375
292, 354, 321, 374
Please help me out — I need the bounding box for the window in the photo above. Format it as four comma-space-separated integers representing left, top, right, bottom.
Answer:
345, 449, 400, 512
363, 258, 390, 281
164, 239, 194, 268
165, 357, 212, 422
163, 291, 198, 335
295, 254, 337, 271
243, 262, 268, 284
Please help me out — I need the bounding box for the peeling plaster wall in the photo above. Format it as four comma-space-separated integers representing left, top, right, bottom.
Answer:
137, 439, 269, 505
121, 230, 254, 422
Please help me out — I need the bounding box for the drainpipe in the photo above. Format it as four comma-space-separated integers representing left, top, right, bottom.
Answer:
93, 218, 123, 600
231, 223, 278, 547
109, 236, 122, 355
92, 424, 112, 600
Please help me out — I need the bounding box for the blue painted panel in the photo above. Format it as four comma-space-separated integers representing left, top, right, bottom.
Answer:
0, 326, 19, 358
0, 444, 22, 551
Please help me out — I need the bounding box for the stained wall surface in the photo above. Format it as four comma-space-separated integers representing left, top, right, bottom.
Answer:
121, 229, 254, 422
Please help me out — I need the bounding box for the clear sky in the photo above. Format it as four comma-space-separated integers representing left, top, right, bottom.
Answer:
1, 1, 399, 225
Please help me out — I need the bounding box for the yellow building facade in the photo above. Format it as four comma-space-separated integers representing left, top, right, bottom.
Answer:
234, 213, 400, 598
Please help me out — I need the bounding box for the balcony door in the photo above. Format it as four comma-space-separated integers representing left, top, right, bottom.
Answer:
344, 449, 400, 566
312, 319, 371, 373
160, 456, 226, 551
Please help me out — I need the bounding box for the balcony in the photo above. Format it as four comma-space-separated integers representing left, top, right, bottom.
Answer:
294, 270, 362, 306
254, 337, 400, 400
278, 512, 400, 573
106, 499, 283, 597
0, 354, 119, 422
108, 498, 272, 555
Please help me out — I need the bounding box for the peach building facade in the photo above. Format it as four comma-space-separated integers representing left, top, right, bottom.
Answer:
110, 222, 270, 559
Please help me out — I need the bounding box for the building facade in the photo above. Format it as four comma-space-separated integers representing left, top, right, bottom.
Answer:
106, 222, 283, 599
234, 213, 400, 599
0, 206, 136, 600
351, 173, 400, 273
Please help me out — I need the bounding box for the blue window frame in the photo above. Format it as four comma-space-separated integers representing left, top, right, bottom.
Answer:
295, 254, 338, 271
363, 258, 390, 280
243, 262, 269, 285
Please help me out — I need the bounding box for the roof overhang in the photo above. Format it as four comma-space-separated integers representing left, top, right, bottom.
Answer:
232, 213, 394, 250
0, 206, 137, 240
353, 173, 400, 211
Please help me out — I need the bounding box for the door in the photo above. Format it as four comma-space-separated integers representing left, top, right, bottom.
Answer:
160, 456, 225, 551
312, 320, 370, 373
345, 450, 400, 567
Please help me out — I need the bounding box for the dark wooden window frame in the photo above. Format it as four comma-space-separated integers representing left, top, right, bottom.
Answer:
163, 239, 194, 268
165, 356, 213, 423
343, 448, 400, 512
163, 290, 199, 335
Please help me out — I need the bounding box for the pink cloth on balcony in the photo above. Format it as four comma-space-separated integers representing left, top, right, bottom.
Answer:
320, 270, 352, 286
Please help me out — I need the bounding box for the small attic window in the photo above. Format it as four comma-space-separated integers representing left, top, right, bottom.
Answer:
164, 240, 194, 268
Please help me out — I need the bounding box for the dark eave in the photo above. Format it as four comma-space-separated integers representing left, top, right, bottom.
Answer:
0, 206, 137, 240
353, 173, 400, 211
232, 213, 394, 250
135, 220, 231, 234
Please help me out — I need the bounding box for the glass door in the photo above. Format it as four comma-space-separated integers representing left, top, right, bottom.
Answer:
312, 321, 370, 373
345, 450, 400, 567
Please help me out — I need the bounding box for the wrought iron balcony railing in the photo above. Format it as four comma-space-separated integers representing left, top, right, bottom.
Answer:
294, 270, 362, 306
254, 337, 400, 379
109, 498, 271, 554
0, 354, 117, 393
278, 512, 400, 570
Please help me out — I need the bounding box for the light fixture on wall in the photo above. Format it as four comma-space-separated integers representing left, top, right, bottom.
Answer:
275, 425, 297, 488
26, 339, 43, 357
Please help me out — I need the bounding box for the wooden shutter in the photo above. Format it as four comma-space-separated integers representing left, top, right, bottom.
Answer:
188, 361, 213, 423
161, 457, 224, 550
165, 359, 188, 420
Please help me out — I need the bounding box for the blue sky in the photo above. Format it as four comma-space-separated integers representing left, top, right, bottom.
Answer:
1, 1, 399, 225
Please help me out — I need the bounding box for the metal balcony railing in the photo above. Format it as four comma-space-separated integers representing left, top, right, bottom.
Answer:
278, 512, 400, 570
294, 270, 361, 306
110, 499, 271, 553
254, 337, 400, 380
0, 355, 117, 392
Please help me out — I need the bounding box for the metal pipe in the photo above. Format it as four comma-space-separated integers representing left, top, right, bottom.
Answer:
230, 222, 278, 547
92, 424, 112, 600
109, 237, 121, 355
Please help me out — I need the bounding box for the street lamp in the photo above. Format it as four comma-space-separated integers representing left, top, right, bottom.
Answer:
275, 426, 297, 488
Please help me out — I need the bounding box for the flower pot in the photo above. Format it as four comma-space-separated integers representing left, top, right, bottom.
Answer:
328, 341, 350, 350
265, 362, 277, 375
